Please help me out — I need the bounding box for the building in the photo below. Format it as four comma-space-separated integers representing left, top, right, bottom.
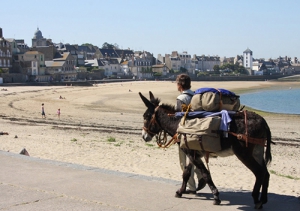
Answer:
32, 28, 48, 47
243, 48, 253, 74
193, 55, 220, 72
45, 52, 77, 81
15, 51, 48, 81
0, 28, 12, 70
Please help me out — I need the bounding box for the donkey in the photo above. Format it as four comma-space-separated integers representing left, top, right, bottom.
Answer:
139, 91, 273, 209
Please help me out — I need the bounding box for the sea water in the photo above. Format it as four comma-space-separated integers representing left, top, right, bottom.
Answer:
240, 88, 300, 115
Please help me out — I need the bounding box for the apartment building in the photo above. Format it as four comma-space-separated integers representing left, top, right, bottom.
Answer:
0, 28, 12, 70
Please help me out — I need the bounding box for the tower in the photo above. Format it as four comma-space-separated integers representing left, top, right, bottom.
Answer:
32, 28, 47, 47
243, 48, 253, 70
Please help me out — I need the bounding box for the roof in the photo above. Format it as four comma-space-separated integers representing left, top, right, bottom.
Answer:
53, 52, 70, 60
115, 49, 134, 57
45, 61, 65, 67
152, 64, 165, 68
243, 48, 252, 53
33, 27, 43, 39
78, 45, 95, 53
65, 44, 77, 51
24, 51, 42, 55
99, 49, 119, 57
5, 38, 15, 42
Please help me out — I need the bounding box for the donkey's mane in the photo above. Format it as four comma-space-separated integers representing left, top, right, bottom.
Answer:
160, 103, 176, 113
150, 97, 176, 113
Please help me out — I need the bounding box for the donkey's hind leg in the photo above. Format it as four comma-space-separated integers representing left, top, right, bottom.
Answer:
260, 164, 270, 205
175, 162, 193, 197
233, 145, 267, 209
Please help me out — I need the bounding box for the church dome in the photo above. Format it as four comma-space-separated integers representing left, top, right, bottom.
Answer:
33, 27, 43, 39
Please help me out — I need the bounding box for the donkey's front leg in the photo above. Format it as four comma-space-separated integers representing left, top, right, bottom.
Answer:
175, 163, 193, 198
189, 151, 221, 205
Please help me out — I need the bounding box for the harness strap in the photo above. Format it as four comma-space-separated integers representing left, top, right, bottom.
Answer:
228, 131, 267, 147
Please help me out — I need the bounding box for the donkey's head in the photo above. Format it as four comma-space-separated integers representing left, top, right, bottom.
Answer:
139, 91, 161, 142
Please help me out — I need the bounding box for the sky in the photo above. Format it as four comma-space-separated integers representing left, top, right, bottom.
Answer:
1, 0, 299, 59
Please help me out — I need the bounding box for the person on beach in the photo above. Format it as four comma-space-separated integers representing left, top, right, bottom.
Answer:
57, 108, 61, 119
175, 74, 205, 194
41, 103, 46, 118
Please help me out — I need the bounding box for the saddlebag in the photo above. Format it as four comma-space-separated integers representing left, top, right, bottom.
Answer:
177, 116, 222, 152
190, 88, 240, 112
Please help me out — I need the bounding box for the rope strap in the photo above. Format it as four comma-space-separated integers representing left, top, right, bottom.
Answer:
156, 133, 179, 148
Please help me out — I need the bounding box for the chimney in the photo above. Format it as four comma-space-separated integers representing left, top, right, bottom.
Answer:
0, 28, 2, 38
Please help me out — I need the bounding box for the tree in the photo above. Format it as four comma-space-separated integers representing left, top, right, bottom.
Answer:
102, 42, 116, 49
82, 43, 93, 47
213, 65, 220, 72
180, 67, 187, 73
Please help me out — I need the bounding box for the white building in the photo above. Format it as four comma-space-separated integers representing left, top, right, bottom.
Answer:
243, 48, 253, 72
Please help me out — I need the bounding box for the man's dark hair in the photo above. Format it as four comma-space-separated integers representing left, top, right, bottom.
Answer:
176, 74, 191, 90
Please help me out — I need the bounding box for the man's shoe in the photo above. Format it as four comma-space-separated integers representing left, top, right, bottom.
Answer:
196, 178, 206, 191
183, 189, 197, 194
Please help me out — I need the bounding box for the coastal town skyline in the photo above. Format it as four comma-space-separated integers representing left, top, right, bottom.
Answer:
1, 0, 299, 59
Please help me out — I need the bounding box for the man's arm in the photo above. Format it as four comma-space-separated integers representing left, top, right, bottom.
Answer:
176, 99, 183, 112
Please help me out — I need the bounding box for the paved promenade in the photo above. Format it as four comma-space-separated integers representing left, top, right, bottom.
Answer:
0, 151, 298, 210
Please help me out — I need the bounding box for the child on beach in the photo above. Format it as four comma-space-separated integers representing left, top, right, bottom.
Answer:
41, 103, 46, 118
57, 108, 61, 119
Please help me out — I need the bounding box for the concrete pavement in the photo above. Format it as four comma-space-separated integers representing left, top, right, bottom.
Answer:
0, 150, 298, 210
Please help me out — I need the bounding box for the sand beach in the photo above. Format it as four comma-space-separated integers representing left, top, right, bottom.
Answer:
0, 80, 299, 199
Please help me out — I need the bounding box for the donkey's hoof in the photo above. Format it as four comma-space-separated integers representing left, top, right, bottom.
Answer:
213, 199, 221, 205
254, 201, 263, 209
175, 191, 182, 198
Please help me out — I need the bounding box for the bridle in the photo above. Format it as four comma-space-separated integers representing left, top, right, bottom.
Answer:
143, 106, 162, 136
143, 105, 179, 148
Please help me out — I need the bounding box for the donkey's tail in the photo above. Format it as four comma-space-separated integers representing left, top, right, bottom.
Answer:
264, 119, 273, 165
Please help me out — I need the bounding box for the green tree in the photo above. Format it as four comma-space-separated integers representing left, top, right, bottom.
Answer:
213, 65, 220, 72
82, 43, 93, 47
102, 42, 116, 49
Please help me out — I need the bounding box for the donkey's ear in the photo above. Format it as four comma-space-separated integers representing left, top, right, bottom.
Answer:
139, 92, 155, 109
149, 91, 155, 101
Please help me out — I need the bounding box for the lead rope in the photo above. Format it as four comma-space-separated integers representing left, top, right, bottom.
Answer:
156, 132, 179, 148
216, 88, 223, 111
244, 110, 248, 147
